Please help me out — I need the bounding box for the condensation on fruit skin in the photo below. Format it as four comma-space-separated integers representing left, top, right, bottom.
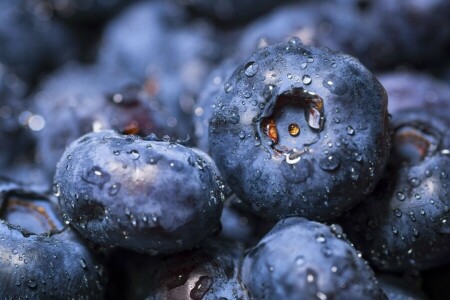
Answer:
55, 130, 224, 255
242, 218, 385, 300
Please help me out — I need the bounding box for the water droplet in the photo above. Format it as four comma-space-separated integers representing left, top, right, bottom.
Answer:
190, 276, 213, 300
350, 167, 359, 181
409, 178, 421, 187
244, 61, 259, 77
346, 126, 355, 135
307, 57, 314, 63
239, 131, 246, 139
302, 75, 312, 85
316, 292, 327, 300
295, 256, 305, 266
440, 149, 450, 156
319, 155, 340, 171
26, 279, 37, 289
108, 183, 121, 196
12, 249, 18, 255
394, 209, 402, 217
396, 192, 406, 201
287, 73, 293, 79
288, 36, 302, 46
129, 150, 140, 159
288, 123, 300, 136
80, 259, 87, 269
224, 82, 233, 93
301, 62, 307, 69
316, 234, 326, 243
392, 227, 399, 235
169, 160, 184, 172
242, 89, 252, 98
52, 183, 61, 197
263, 84, 275, 100
306, 270, 315, 283
82, 166, 111, 189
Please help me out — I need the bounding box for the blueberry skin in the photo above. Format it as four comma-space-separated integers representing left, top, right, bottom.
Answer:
242, 217, 386, 300
378, 71, 450, 114
34, 63, 181, 176
236, 2, 389, 71
54, 130, 224, 255
28, 0, 137, 21
0, 0, 75, 81
341, 110, 450, 271
209, 41, 390, 220
99, 0, 221, 128
0, 67, 30, 167
122, 239, 248, 300
236, 0, 450, 71
0, 179, 105, 299
171, 0, 292, 26
194, 58, 240, 153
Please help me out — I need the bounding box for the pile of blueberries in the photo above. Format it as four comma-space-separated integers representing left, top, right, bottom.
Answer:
1, 0, 450, 299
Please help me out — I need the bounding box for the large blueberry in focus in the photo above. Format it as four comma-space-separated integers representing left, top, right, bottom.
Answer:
54, 130, 224, 254
242, 217, 386, 299
341, 110, 450, 271
209, 41, 390, 220
0, 178, 105, 299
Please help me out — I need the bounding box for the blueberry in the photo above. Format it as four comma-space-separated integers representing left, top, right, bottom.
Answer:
0, 66, 31, 167
28, 0, 137, 21
378, 71, 450, 114
341, 109, 450, 271
0, 178, 105, 299
242, 217, 386, 299
34, 63, 182, 177
119, 239, 247, 299
171, 0, 292, 26
54, 130, 224, 254
99, 0, 221, 128
236, 2, 389, 70
237, 0, 450, 71
368, 0, 450, 69
209, 41, 390, 220
0, 0, 75, 81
